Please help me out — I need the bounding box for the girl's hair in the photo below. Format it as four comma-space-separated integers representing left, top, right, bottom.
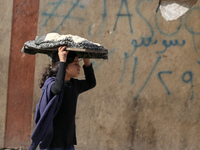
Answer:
39, 51, 78, 88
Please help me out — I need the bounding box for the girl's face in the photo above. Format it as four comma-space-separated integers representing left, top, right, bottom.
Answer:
65, 56, 80, 80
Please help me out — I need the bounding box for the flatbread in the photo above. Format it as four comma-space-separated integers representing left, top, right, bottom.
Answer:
21, 33, 108, 59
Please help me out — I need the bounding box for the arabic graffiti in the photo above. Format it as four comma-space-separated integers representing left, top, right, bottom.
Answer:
182, 71, 194, 100
40, 0, 200, 100
118, 1, 199, 100
156, 39, 186, 54
134, 56, 162, 100
158, 71, 172, 95
131, 57, 138, 85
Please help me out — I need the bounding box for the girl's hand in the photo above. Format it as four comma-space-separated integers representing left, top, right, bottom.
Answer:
83, 58, 91, 67
58, 46, 68, 62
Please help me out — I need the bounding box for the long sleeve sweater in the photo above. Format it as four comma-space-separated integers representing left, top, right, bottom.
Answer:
49, 62, 96, 148
29, 62, 96, 150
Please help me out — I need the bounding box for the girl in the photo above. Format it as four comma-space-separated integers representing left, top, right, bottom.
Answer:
29, 46, 96, 150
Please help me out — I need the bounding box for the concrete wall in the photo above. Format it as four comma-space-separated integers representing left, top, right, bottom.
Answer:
0, 0, 13, 148
1, 0, 200, 149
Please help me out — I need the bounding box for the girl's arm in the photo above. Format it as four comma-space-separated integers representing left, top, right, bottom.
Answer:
51, 46, 68, 95
77, 59, 96, 94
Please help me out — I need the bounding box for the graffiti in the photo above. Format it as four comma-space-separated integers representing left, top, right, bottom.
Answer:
133, 65, 195, 100
184, 7, 200, 35
131, 37, 158, 54
88, 0, 107, 36
136, 0, 154, 37
119, 0, 185, 84
158, 71, 172, 95
119, 38, 185, 83
134, 56, 162, 100
42, 0, 85, 32
182, 71, 194, 100
113, 0, 133, 33
156, 39, 186, 54
131, 57, 138, 85
185, 7, 200, 57
119, 37, 157, 83
40, 0, 200, 100
155, 13, 182, 36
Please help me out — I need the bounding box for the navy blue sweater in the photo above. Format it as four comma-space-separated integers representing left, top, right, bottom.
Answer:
29, 62, 96, 150
50, 62, 96, 148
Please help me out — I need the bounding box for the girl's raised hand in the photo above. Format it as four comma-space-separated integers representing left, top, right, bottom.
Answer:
58, 46, 68, 62
83, 58, 91, 67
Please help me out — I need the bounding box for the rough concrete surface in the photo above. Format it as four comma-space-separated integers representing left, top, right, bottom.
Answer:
0, 0, 13, 148
1, 0, 200, 149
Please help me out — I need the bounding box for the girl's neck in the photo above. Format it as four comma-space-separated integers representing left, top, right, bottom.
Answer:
65, 74, 71, 81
